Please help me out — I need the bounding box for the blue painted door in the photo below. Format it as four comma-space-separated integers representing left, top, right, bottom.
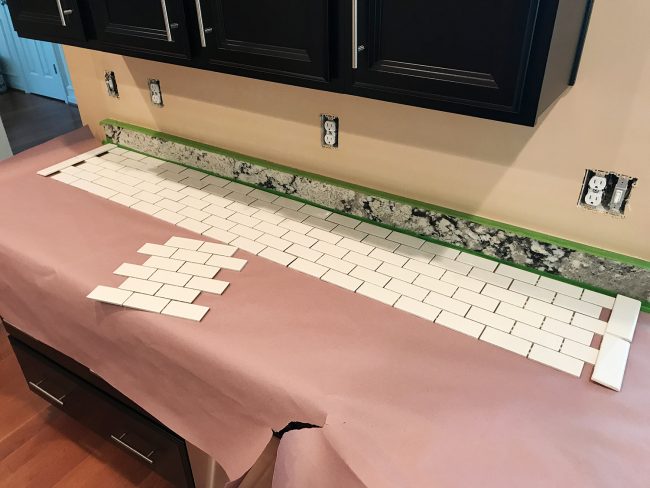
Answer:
0, 2, 74, 102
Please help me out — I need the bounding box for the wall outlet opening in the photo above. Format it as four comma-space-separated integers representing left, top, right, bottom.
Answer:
105, 71, 118, 98
321, 114, 339, 148
148, 79, 163, 107
578, 170, 637, 217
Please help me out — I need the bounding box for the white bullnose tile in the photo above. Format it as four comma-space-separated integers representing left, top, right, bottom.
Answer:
119, 277, 163, 295
495, 302, 544, 328
480, 327, 531, 356
162, 301, 209, 321
356, 282, 400, 306
148, 269, 193, 287
123, 293, 170, 313
456, 252, 498, 271
156, 284, 201, 303
542, 318, 593, 345
495, 264, 539, 285
537, 276, 583, 299
553, 294, 602, 319
114, 263, 155, 280
466, 307, 515, 333
394, 296, 441, 322
453, 288, 499, 312
186, 276, 230, 294
528, 345, 584, 378
205, 255, 247, 271
143, 256, 185, 272
512, 322, 563, 351
289, 258, 328, 278
561, 340, 599, 364
606, 295, 642, 342
87, 286, 132, 306
321, 270, 362, 291
591, 334, 631, 391
435, 311, 485, 338
509, 280, 556, 303
258, 247, 296, 267
581, 290, 616, 309
177, 262, 220, 279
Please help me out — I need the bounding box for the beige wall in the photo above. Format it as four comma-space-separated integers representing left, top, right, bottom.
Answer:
64, 0, 650, 260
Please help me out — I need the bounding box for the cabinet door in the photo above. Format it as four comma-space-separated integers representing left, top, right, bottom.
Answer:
351, 0, 541, 114
193, 0, 332, 86
89, 0, 190, 59
6, 0, 86, 42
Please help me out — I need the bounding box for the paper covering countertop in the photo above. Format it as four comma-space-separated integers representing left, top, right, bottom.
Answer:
1, 127, 650, 487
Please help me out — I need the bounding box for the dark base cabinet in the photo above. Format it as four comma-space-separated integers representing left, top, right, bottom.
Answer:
5, 0, 594, 126
4, 323, 195, 488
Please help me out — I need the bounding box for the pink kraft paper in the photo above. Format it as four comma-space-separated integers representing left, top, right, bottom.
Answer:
1, 128, 649, 487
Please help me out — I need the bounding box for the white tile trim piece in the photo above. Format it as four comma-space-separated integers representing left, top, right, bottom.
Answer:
162, 301, 210, 322
606, 295, 642, 342
87, 286, 132, 306
581, 290, 616, 309
38, 144, 116, 176
591, 334, 631, 391
529, 345, 584, 378
561, 340, 599, 365
572, 314, 608, 335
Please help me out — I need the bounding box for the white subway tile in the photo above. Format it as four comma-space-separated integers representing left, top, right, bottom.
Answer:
198, 242, 237, 256
495, 302, 544, 327
441, 271, 485, 293
356, 283, 400, 306
453, 288, 499, 312
177, 262, 220, 279
202, 227, 238, 244
230, 224, 264, 241
179, 196, 210, 210
133, 191, 163, 204
157, 198, 186, 213
322, 270, 362, 291
87, 286, 132, 306
114, 263, 156, 280
525, 298, 573, 323
227, 201, 258, 216
343, 251, 382, 270
542, 318, 593, 345
509, 281, 555, 303
394, 296, 441, 321
591, 334, 631, 391
482, 284, 527, 307
161, 301, 209, 322
561, 340, 598, 364
349, 266, 390, 287
326, 213, 360, 228
424, 292, 471, 316
356, 222, 391, 238
331, 225, 367, 241
289, 258, 328, 278
204, 215, 236, 230
231, 237, 266, 255
466, 307, 515, 333
480, 327, 531, 356
495, 264, 539, 285
369, 248, 408, 266
312, 241, 347, 258
158, 188, 186, 201
421, 242, 460, 259
435, 311, 485, 338
274, 196, 304, 210
571, 314, 607, 335
386, 231, 425, 249
307, 228, 341, 244
554, 294, 602, 319
258, 247, 296, 266
394, 245, 434, 263
132, 201, 162, 216
376, 263, 418, 283
512, 322, 562, 350
279, 219, 313, 235
404, 260, 445, 279
148, 269, 193, 287
537, 276, 583, 299
303, 216, 337, 231
156, 284, 201, 303
185, 276, 229, 294
286, 244, 322, 262
468, 268, 512, 289
413, 275, 457, 296
299, 204, 331, 219
171, 248, 211, 264
362, 235, 399, 252
143, 256, 185, 272
205, 255, 247, 271
338, 237, 374, 255
431, 256, 472, 275
255, 221, 288, 237
528, 345, 584, 377
250, 200, 281, 213
257, 234, 291, 251
203, 194, 234, 207
283, 231, 317, 248
119, 277, 162, 295
276, 207, 308, 222
138, 243, 177, 258
123, 293, 170, 313
109, 193, 139, 207
224, 181, 254, 194
229, 213, 261, 228
177, 218, 211, 234
316, 255, 355, 274
581, 290, 616, 309
51, 172, 79, 184
606, 295, 641, 342
249, 188, 278, 202
385, 279, 428, 301
456, 252, 498, 271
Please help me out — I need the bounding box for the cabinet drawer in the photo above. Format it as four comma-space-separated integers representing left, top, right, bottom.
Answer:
9, 338, 194, 488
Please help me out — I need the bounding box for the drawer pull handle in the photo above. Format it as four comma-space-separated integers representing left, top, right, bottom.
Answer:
111, 433, 155, 465
55, 0, 67, 26
28, 380, 65, 406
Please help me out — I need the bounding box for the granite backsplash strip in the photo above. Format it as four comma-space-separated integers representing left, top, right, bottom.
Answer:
102, 121, 650, 302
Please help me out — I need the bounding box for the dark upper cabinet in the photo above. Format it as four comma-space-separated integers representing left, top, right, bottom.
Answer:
4, 0, 593, 126
87, 0, 191, 59
6, 0, 86, 42
192, 0, 334, 88
351, 0, 590, 125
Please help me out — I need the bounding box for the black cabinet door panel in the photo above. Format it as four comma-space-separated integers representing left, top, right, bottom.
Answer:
195, 0, 332, 84
89, 0, 190, 58
353, 0, 540, 112
7, 0, 86, 41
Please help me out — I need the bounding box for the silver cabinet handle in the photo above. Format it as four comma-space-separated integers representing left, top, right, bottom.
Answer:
352, 0, 359, 69
111, 433, 155, 465
29, 380, 65, 406
160, 0, 173, 42
195, 0, 208, 47
55, 0, 67, 27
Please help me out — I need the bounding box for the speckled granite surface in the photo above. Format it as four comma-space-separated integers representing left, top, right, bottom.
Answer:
103, 122, 650, 302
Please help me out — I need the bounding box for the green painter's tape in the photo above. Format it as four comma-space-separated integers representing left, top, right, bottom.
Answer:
100, 119, 650, 311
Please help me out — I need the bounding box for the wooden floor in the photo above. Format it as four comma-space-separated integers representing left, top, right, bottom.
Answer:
0, 90, 82, 154
0, 327, 172, 487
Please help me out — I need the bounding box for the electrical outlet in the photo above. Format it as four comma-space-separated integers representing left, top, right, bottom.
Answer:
321, 114, 338, 148
105, 71, 118, 98
578, 170, 638, 217
148, 79, 163, 107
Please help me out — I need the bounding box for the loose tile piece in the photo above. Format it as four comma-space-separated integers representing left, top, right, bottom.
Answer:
394, 296, 441, 322
591, 334, 631, 391
289, 258, 328, 278
321, 270, 362, 291
143, 256, 185, 272
87, 286, 132, 306
495, 264, 539, 285
148, 269, 193, 287
480, 327, 531, 356
178, 262, 220, 278
198, 242, 238, 256
138, 243, 178, 258
205, 255, 247, 271
156, 284, 201, 303
435, 311, 485, 338
186, 276, 229, 294
258, 248, 296, 267
581, 290, 616, 309
606, 295, 641, 342
161, 301, 210, 322
553, 294, 602, 318
114, 263, 155, 280
119, 277, 163, 295
528, 345, 584, 377
165, 236, 205, 250
123, 293, 170, 313
356, 282, 400, 306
